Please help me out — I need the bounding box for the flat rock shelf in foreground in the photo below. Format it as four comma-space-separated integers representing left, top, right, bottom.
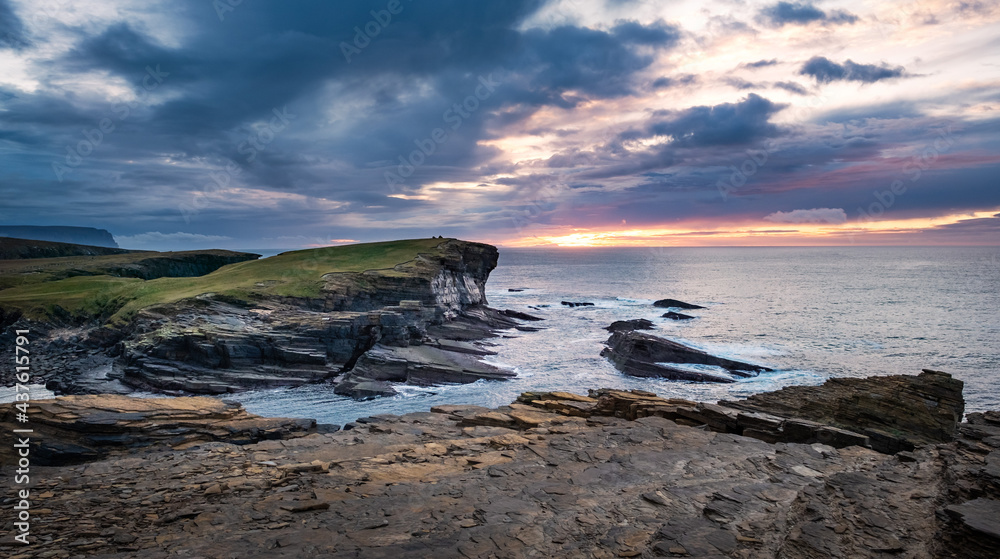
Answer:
0, 371, 996, 558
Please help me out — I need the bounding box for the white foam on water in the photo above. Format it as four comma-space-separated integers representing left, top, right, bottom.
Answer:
655, 363, 732, 376
0, 384, 54, 403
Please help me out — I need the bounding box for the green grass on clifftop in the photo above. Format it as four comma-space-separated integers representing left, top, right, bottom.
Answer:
0, 238, 449, 324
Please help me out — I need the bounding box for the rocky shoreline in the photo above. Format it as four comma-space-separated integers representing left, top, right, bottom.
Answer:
1, 370, 997, 558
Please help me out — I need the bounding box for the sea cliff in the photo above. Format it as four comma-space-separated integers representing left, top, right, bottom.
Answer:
1, 238, 533, 398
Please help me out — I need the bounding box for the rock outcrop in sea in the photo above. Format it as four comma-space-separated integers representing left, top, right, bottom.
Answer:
2, 370, 996, 558
601, 329, 772, 382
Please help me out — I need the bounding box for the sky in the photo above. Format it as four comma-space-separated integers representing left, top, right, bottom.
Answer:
0, 0, 998, 250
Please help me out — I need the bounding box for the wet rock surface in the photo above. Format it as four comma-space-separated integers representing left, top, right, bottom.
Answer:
662, 311, 695, 320
1, 372, 996, 558
601, 330, 772, 383
605, 319, 655, 332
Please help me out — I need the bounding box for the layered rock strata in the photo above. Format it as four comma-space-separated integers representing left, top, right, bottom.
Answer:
18, 240, 534, 399
0, 394, 316, 466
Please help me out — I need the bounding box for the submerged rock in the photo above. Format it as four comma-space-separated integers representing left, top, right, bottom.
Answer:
662, 311, 695, 320
653, 298, 705, 309
601, 330, 771, 382
499, 309, 543, 321
561, 301, 595, 307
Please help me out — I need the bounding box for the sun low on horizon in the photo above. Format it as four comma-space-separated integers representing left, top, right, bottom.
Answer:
0, 0, 998, 250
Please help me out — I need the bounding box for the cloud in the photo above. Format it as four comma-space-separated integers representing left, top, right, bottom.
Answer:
741, 59, 779, 69
0, 0, 30, 50
0, 0, 997, 248
763, 208, 848, 224
610, 19, 682, 46
773, 81, 809, 95
636, 93, 786, 147
758, 2, 859, 27
800, 56, 907, 83
723, 77, 759, 90
651, 74, 697, 89
116, 232, 234, 247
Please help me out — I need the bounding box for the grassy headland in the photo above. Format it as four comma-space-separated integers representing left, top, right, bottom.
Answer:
0, 238, 448, 323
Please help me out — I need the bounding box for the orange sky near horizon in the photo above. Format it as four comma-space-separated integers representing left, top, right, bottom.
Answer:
493, 209, 1000, 247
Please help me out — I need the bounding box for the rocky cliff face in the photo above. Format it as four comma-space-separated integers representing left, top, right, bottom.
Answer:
2, 371, 996, 558
0, 225, 119, 247
101, 250, 261, 280
320, 239, 497, 314
0, 236, 133, 259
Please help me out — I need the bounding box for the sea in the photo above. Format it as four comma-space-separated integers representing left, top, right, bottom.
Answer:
4, 246, 997, 425
227, 246, 1000, 426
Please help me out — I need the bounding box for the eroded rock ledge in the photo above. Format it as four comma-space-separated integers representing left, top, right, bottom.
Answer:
1, 371, 997, 558
0, 394, 317, 466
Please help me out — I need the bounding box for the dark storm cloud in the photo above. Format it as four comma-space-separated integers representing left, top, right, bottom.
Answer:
3, 0, 998, 247
0, 0, 690, 242
758, 2, 859, 27
800, 56, 907, 83
0, 0, 30, 50
637, 93, 786, 147
610, 19, 682, 46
